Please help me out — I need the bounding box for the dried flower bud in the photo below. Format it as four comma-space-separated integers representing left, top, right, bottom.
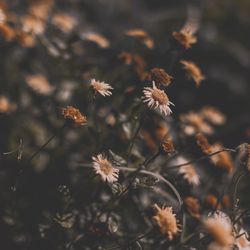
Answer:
196, 133, 212, 154
205, 194, 221, 210
62, 106, 87, 126
153, 204, 180, 240
0, 96, 16, 113
125, 29, 154, 49
161, 139, 175, 154
180, 60, 205, 87
148, 68, 173, 87
184, 196, 201, 219
203, 211, 234, 249
172, 28, 197, 49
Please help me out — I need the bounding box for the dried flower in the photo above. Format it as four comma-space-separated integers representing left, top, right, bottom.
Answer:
196, 133, 212, 154
179, 164, 200, 186
153, 204, 180, 240
125, 29, 154, 49
92, 154, 119, 183
16, 31, 36, 47
203, 211, 234, 250
210, 143, 234, 173
180, 60, 205, 87
62, 106, 87, 126
148, 68, 173, 87
52, 12, 77, 33
119, 52, 147, 80
142, 82, 174, 116
200, 107, 226, 125
90, 79, 113, 97
184, 197, 201, 219
205, 194, 221, 210
0, 24, 16, 41
0, 96, 16, 113
21, 15, 45, 35
161, 139, 175, 154
25, 74, 54, 95
172, 27, 197, 49
83, 32, 110, 48
180, 111, 214, 135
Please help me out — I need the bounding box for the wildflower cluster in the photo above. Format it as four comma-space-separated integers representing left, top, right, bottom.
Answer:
0, 1, 249, 250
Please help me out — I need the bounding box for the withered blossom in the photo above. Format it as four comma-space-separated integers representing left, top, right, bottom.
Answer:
180, 111, 214, 135
205, 194, 221, 210
148, 68, 173, 87
153, 204, 180, 240
180, 60, 205, 87
161, 139, 175, 154
179, 165, 200, 186
210, 143, 234, 173
21, 15, 45, 35
125, 28, 154, 49
0, 24, 16, 41
119, 52, 147, 80
83, 32, 110, 48
142, 82, 174, 116
62, 106, 87, 126
196, 133, 212, 154
203, 211, 234, 250
172, 27, 197, 49
52, 12, 77, 33
92, 154, 119, 183
25, 74, 54, 95
200, 107, 226, 125
90, 79, 113, 97
184, 197, 201, 219
16, 31, 36, 47
0, 96, 16, 113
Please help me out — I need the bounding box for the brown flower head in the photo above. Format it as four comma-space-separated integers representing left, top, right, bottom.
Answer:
184, 197, 201, 219
172, 27, 197, 49
180, 60, 205, 87
0, 96, 16, 113
25, 74, 54, 95
125, 29, 154, 49
92, 154, 119, 183
52, 12, 77, 33
203, 211, 234, 249
196, 133, 212, 154
205, 194, 221, 210
153, 204, 180, 240
21, 15, 45, 35
0, 24, 16, 41
210, 143, 234, 173
62, 106, 87, 126
161, 139, 175, 154
83, 32, 110, 48
142, 82, 174, 116
148, 68, 173, 87
200, 107, 226, 125
180, 111, 214, 135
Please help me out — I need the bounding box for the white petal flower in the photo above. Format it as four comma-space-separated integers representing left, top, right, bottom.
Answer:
142, 82, 174, 116
90, 79, 113, 96
92, 154, 119, 183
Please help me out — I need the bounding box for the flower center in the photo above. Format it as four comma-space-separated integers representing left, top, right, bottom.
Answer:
152, 89, 168, 105
100, 160, 113, 175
